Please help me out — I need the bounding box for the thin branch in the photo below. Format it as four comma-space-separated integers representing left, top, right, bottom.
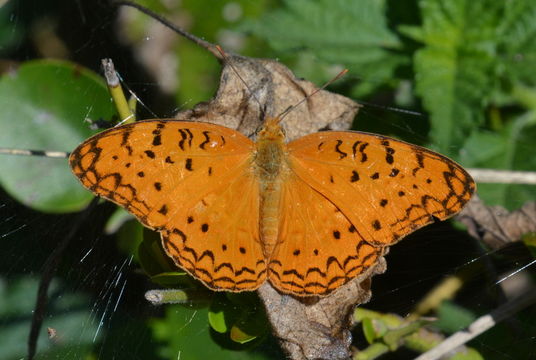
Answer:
414, 288, 536, 360
0, 148, 69, 158
467, 168, 536, 185
113, 1, 221, 59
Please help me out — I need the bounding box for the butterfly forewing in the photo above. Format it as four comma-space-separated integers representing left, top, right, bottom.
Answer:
287, 131, 475, 247
70, 120, 266, 291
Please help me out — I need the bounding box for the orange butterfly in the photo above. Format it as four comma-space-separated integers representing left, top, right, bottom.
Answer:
69, 115, 475, 296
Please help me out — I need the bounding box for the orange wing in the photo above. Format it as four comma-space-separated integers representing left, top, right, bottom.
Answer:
268, 173, 383, 296
70, 120, 266, 292
287, 131, 475, 247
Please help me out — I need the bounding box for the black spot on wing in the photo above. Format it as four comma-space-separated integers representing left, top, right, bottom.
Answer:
144, 150, 155, 159
350, 170, 360, 182
120, 129, 131, 146
385, 147, 395, 164
352, 140, 361, 158
165, 156, 175, 164
358, 143, 369, 162
178, 129, 188, 150
372, 220, 381, 230
185, 158, 193, 171
158, 204, 168, 215
334, 140, 347, 159
199, 131, 211, 150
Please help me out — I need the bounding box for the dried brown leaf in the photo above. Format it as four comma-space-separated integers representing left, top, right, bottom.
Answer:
458, 195, 536, 249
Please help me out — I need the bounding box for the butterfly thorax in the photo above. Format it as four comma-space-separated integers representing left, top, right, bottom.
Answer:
254, 117, 289, 258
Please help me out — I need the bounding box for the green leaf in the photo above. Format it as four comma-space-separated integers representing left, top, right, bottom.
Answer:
449, 348, 485, 360
208, 294, 230, 334
208, 293, 269, 344
243, 0, 407, 95
497, 1, 536, 87
362, 318, 379, 344
408, 0, 502, 155
434, 301, 476, 334
460, 112, 536, 209
0, 60, 116, 213
150, 305, 272, 360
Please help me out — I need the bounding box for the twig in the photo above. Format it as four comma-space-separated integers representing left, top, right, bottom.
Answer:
414, 288, 536, 360
27, 198, 99, 360
467, 168, 536, 185
144, 288, 212, 305
0, 148, 68, 158
101, 58, 136, 124
113, 1, 221, 59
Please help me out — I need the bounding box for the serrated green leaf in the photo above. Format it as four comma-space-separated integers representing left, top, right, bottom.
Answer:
243, 0, 408, 95
412, 0, 502, 155
0, 60, 116, 213
497, 1, 536, 87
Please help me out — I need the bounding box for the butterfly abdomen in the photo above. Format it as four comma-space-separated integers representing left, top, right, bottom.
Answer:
255, 119, 288, 258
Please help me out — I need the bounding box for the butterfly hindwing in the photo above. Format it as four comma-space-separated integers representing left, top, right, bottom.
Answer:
287, 131, 475, 247
161, 171, 266, 291
268, 173, 382, 296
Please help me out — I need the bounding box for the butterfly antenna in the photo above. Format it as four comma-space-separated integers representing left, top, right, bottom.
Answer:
277, 69, 348, 122
214, 45, 266, 119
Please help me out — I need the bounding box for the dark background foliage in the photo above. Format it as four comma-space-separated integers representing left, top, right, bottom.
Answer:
0, 0, 535, 359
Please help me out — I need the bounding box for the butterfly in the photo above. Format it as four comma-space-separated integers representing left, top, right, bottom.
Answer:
69, 114, 475, 296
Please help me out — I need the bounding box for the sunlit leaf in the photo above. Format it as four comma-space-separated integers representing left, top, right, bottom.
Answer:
0, 60, 116, 213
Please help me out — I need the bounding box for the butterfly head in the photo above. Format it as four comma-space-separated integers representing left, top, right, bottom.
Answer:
256, 116, 286, 143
